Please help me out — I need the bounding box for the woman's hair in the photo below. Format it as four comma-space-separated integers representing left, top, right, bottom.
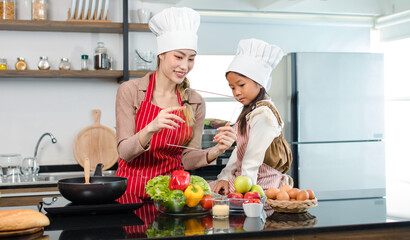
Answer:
229, 72, 269, 136
156, 55, 195, 127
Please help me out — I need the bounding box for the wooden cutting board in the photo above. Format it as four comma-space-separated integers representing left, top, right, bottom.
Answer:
73, 109, 119, 171
0, 227, 43, 238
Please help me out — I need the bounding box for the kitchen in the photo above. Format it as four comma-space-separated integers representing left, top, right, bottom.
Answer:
1, 0, 410, 239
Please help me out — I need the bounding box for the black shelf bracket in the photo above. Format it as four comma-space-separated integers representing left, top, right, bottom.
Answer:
121, 0, 129, 83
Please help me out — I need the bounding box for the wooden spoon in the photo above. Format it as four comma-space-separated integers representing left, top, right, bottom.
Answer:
84, 157, 90, 184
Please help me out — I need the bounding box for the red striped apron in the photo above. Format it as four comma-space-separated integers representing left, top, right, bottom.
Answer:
117, 73, 193, 198
227, 123, 284, 192
117, 193, 156, 237
210, 122, 284, 195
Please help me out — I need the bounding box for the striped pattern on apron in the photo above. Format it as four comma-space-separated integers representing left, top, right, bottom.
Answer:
116, 73, 193, 198
226, 122, 284, 193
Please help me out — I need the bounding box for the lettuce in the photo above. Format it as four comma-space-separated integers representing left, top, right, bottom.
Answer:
145, 175, 171, 200
145, 174, 211, 199
190, 175, 211, 196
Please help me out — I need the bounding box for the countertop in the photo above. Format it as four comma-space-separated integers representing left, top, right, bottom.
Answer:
0, 165, 224, 189
3, 195, 410, 239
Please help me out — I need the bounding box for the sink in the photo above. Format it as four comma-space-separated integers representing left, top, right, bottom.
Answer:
37, 170, 117, 181
0, 170, 117, 187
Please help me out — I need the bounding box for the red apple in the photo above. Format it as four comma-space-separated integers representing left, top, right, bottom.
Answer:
229, 214, 246, 228
228, 192, 244, 208
244, 191, 261, 199
227, 192, 243, 199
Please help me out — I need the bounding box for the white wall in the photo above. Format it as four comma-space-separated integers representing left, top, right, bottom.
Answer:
0, 0, 372, 166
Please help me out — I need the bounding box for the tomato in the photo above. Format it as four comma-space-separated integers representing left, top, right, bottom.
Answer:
244, 199, 261, 204
200, 215, 213, 229
200, 195, 213, 210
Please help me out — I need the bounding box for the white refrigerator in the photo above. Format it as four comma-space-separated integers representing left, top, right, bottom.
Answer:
269, 52, 386, 200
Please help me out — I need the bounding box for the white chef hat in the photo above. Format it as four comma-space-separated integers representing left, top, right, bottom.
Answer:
226, 38, 284, 91
148, 7, 200, 55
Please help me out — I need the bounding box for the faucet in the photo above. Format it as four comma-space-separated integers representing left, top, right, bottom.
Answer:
34, 133, 57, 158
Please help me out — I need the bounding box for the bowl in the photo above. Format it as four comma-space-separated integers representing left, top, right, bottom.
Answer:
243, 215, 264, 231
242, 202, 263, 217
153, 197, 212, 216
229, 196, 267, 210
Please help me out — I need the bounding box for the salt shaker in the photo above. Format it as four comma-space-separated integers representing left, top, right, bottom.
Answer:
81, 54, 89, 70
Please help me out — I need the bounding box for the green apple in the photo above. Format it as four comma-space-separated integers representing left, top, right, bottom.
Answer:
234, 176, 252, 193
250, 184, 265, 198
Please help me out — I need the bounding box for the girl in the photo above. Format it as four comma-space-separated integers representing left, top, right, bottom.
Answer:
212, 38, 291, 194
115, 7, 236, 198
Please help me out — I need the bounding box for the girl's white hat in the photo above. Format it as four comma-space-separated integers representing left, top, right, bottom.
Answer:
226, 38, 284, 91
148, 7, 200, 55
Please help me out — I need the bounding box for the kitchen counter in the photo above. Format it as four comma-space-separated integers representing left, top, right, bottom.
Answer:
3, 195, 410, 239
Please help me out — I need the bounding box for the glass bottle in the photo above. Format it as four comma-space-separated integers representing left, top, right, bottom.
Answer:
31, 0, 47, 20
94, 42, 108, 70
0, 58, 7, 70
81, 55, 89, 70
38, 56, 50, 70
108, 56, 113, 70
59, 58, 71, 70
15, 57, 27, 70
0, 0, 16, 20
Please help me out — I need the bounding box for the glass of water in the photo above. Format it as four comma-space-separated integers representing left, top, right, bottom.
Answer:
21, 157, 39, 181
6, 166, 21, 183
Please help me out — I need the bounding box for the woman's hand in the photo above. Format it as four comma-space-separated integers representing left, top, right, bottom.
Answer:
138, 106, 185, 149
212, 180, 229, 195
213, 122, 236, 153
146, 106, 186, 133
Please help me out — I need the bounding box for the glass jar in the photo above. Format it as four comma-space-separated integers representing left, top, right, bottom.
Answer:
94, 42, 108, 70
59, 58, 71, 70
0, 0, 16, 20
15, 57, 27, 70
38, 56, 50, 70
81, 54, 89, 70
0, 58, 7, 70
31, 0, 46, 20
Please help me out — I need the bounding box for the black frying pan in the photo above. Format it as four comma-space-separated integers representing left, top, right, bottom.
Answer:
58, 163, 127, 204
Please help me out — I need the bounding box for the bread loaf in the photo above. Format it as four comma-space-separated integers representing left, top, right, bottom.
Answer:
0, 209, 50, 232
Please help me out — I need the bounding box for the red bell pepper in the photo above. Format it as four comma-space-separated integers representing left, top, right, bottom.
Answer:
169, 170, 190, 191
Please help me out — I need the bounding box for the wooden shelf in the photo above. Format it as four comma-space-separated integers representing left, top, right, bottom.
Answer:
129, 70, 151, 77
0, 20, 151, 33
129, 23, 151, 32
0, 70, 149, 79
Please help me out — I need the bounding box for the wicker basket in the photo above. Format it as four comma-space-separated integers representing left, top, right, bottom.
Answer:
266, 198, 318, 213
264, 212, 318, 229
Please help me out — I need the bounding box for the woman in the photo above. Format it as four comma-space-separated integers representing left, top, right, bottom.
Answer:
115, 7, 236, 198
211, 39, 291, 195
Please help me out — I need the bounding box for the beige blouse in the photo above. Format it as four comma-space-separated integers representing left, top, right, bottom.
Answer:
115, 72, 214, 170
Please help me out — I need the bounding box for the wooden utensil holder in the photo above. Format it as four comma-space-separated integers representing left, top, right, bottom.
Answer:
67, 8, 111, 22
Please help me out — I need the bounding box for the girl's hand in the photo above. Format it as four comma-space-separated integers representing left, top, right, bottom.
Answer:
213, 122, 236, 153
212, 180, 229, 195
147, 106, 186, 133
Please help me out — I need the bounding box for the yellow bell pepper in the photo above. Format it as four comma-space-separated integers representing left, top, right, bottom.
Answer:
184, 218, 204, 236
184, 184, 204, 207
